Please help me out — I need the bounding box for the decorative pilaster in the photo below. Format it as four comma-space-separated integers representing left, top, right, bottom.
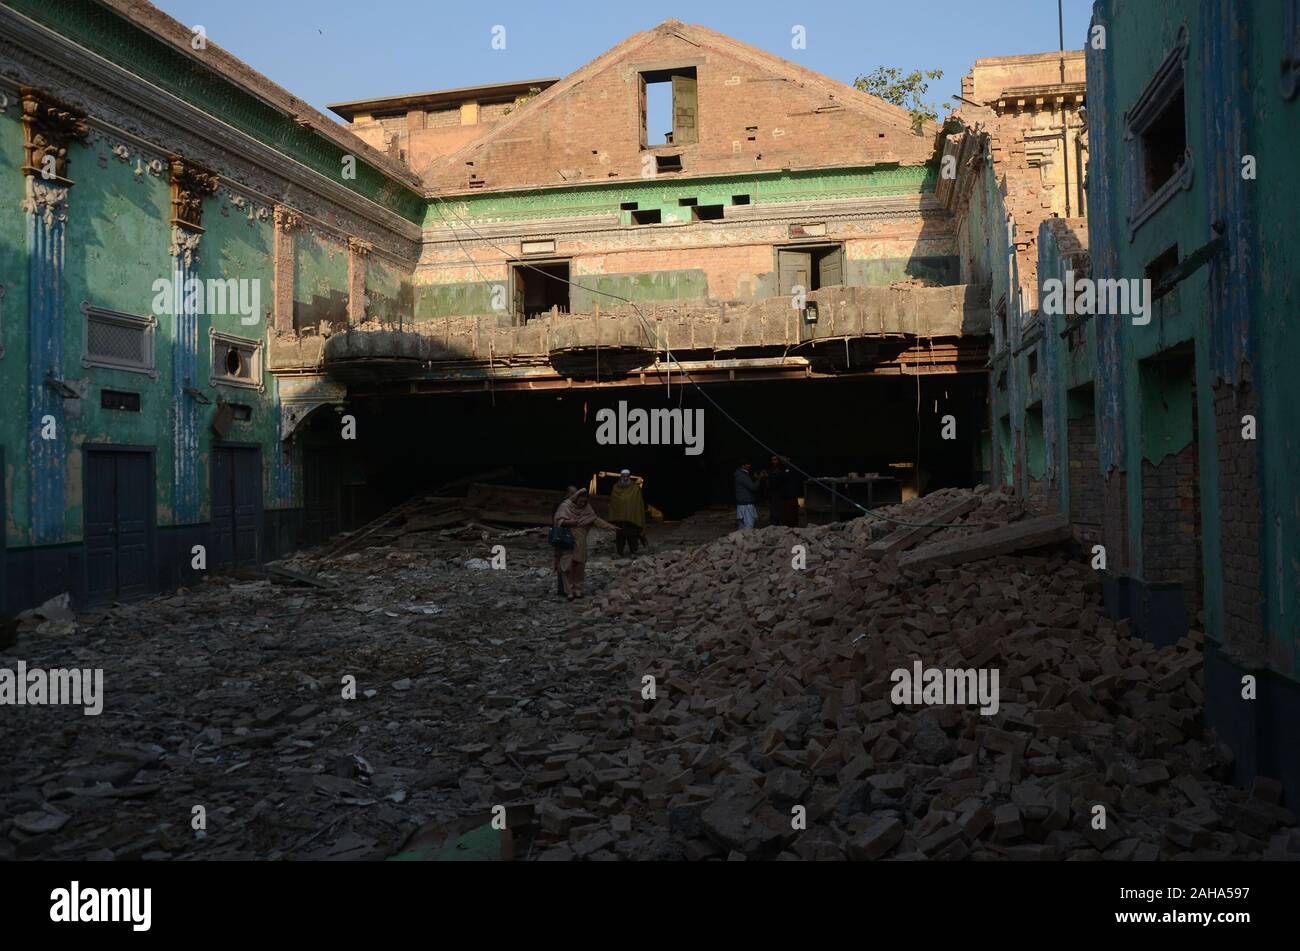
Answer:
21, 88, 86, 545
273, 204, 300, 334
347, 236, 371, 325
168, 156, 218, 525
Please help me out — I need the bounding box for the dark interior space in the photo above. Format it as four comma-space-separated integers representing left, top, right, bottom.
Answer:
309, 374, 987, 528
1141, 84, 1186, 197
512, 260, 570, 322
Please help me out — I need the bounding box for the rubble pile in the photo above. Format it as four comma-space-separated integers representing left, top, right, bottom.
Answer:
1, 488, 1295, 861
508, 487, 1296, 860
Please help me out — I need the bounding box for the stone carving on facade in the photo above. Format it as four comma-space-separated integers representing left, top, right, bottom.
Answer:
20, 179, 70, 228
169, 156, 219, 232
20, 86, 88, 184
274, 204, 302, 232
348, 236, 373, 257
170, 226, 203, 267
2, 28, 420, 262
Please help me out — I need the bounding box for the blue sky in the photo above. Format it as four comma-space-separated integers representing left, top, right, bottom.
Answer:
154, 0, 1095, 129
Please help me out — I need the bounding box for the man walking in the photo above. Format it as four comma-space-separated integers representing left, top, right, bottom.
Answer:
768, 455, 802, 527
734, 460, 761, 530
609, 469, 647, 556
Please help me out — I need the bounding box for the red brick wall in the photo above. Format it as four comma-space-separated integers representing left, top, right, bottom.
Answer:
1067, 410, 1103, 546
1141, 441, 1203, 619
422, 23, 931, 191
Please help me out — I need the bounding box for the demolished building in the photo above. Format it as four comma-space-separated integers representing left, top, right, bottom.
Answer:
0, 3, 994, 614
0, 0, 1298, 828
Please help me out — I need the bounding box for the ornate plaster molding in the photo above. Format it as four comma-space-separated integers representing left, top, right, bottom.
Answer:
0, 8, 420, 262
169, 155, 219, 232
170, 225, 203, 267
20, 85, 88, 183
20, 177, 69, 228
274, 204, 302, 233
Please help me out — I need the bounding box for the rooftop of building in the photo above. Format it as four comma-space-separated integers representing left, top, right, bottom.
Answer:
329, 78, 563, 120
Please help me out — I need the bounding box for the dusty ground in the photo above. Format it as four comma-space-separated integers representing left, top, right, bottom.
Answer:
2, 497, 1296, 861
0, 512, 730, 861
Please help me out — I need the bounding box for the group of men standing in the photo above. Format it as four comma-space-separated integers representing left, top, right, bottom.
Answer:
734, 456, 803, 530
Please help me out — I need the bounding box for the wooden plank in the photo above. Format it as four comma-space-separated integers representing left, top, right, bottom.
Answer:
897, 513, 1071, 570
865, 495, 980, 559
266, 564, 335, 589
316, 494, 432, 559
469, 509, 554, 527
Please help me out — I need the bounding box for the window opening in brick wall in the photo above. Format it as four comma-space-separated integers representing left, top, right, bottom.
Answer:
654, 154, 683, 174
1125, 27, 1192, 236
632, 209, 662, 225
511, 260, 570, 322
776, 244, 844, 296
1140, 85, 1185, 198
639, 67, 697, 147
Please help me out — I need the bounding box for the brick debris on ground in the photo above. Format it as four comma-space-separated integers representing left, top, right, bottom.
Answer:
1, 490, 1296, 861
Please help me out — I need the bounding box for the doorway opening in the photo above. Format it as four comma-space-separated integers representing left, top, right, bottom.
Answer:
512, 260, 570, 322
211, 444, 262, 572
84, 447, 155, 605
1139, 343, 1203, 631
776, 244, 845, 297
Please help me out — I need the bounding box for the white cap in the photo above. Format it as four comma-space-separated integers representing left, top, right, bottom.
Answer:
620, 468, 631, 476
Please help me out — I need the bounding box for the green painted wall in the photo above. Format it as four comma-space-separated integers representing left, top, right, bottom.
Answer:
2, 0, 424, 222
367, 255, 412, 327
193, 194, 280, 513
413, 281, 502, 321
62, 136, 173, 536
0, 107, 28, 547
293, 229, 349, 331
427, 165, 937, 228
847, 256, 958, 287
569, 269, 708, 311
1250, 0, 1300, 670
1138, 357, 1194, 466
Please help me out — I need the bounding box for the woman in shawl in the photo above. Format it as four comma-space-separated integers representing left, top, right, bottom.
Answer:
553, 487, 616, 600
551, 486, 578, 597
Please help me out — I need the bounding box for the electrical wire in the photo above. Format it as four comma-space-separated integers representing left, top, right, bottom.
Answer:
425, 191, 980, 531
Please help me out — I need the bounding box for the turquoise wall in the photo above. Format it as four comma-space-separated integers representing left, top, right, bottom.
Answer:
0, 106, 27, 546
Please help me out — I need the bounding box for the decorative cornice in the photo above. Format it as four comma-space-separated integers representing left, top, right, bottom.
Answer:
169, 155, 219, 232
348, 236, 373, 257
20, 85, 88, 183
0, 7, 420, 261
420, 194, 949, 252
